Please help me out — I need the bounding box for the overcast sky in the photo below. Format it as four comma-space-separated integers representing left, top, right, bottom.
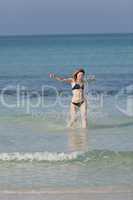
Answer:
0, 0, 132, 35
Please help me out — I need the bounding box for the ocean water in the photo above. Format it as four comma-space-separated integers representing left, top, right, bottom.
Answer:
0, 33, 133, 190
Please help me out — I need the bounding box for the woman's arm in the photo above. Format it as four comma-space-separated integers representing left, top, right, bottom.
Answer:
49, 73, 73, 83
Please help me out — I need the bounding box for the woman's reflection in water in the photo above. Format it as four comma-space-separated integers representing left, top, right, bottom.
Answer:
68, 128, 89, 153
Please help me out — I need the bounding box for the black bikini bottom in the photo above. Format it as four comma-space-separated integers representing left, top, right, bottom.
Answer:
72, 100, 84, 107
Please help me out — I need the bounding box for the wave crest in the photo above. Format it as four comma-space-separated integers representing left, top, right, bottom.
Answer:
0, 150, 132, 163
0, 151, 83, 162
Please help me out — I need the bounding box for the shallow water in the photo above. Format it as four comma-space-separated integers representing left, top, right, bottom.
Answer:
0, 33, 133, 190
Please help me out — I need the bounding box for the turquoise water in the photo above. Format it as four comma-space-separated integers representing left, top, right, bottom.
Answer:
0, 33, 133, 190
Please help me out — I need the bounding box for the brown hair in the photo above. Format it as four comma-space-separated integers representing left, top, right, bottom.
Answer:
73, 68, 85, 81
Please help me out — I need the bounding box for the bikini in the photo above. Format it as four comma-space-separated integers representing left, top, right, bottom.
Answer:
71, 82, 84, 107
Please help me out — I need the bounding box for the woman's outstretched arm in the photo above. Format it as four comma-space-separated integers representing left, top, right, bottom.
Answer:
49, 73, 73, 83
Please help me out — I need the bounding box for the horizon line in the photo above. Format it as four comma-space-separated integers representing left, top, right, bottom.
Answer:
0, 32, 133, 37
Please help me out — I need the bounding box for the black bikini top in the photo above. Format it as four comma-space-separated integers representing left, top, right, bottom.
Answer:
72, 82, 84, 90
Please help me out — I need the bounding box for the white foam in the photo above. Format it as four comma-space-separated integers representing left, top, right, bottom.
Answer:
0, 151, 83, 162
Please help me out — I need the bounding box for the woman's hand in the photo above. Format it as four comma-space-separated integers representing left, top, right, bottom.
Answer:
85, 75, 96, 83
89, 75, 96, 81
49, 73, 55, 79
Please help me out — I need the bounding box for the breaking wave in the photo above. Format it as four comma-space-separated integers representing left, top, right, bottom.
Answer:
0, 150, 132, 163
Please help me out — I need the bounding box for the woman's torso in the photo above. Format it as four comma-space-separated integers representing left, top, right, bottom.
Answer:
71, 80, 85, 103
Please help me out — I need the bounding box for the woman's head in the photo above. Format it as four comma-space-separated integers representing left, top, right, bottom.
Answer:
73, 68, 85, 81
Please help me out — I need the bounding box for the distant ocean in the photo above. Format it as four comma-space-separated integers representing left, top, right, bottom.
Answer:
0, 33, 133, 191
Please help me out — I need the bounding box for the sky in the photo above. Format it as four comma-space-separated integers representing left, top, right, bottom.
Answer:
0, 0, 132, 35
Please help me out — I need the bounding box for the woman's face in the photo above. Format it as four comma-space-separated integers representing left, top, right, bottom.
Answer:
77, 72, 84, 81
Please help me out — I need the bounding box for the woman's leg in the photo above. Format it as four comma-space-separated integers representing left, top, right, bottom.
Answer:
68, 103, 78, 128
80, 100, 88, 128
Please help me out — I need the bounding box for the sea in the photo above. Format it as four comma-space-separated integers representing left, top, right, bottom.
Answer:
0, 33, 133, 191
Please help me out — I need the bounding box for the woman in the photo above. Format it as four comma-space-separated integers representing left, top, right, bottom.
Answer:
49, 68, 95, 129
